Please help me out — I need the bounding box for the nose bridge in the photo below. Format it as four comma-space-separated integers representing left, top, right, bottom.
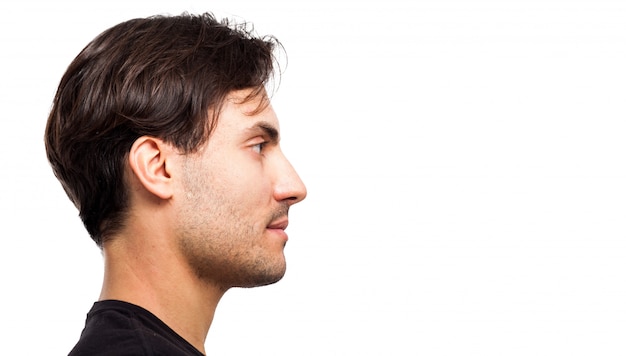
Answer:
273, 148, 307, 204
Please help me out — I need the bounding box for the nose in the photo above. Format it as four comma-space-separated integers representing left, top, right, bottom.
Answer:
273, 150, 307, 206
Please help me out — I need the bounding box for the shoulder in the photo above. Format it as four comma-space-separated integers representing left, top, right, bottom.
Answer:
68, 300, 204, 356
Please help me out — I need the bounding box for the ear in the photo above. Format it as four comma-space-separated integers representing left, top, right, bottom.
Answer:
128, 136, 174, 200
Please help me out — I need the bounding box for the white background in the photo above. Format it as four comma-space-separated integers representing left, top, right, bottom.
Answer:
1, 0, 625, 355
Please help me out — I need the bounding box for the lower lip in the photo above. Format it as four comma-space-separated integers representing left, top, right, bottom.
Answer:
267, 228, 288, 241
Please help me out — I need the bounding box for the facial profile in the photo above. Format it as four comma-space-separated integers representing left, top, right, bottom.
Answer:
172, 90, 307, 289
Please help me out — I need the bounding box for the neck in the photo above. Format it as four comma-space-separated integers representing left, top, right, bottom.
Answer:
99, 234, 226, 354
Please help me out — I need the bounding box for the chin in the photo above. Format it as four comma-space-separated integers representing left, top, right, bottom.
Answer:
236, 263, 287, 288
238, 276, 283, 289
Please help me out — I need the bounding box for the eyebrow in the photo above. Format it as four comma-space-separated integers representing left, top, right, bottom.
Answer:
248, 121, 280, 143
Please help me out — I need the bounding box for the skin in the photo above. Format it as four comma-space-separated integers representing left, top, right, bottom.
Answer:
99, 89, 307, 354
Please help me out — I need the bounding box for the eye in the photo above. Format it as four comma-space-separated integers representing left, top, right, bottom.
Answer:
252, 142, 266, 154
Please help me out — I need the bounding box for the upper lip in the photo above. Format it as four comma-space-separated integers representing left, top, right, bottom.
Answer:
267, 217, 288, 230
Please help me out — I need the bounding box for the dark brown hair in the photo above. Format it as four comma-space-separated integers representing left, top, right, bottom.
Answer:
45, 12, 281, 246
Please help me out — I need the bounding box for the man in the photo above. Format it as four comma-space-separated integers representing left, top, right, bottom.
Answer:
45, 12, 307, 355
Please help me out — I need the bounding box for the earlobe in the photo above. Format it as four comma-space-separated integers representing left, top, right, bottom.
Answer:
128, 136, 174, 200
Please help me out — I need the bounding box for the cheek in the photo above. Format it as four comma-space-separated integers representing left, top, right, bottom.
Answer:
227, 162, 274, 202
182, 155, 274, 225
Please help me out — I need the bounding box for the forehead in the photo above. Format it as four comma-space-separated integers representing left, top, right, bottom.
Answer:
183, 90, 279, 157
218, 89, 279, 130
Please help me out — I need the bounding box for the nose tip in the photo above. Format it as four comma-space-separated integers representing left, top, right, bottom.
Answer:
281, 170, 307, 206
290, 175, 307, 205
274, 156, 307, 206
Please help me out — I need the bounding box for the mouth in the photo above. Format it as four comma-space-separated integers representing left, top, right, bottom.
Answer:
266, 216, 289, 242
267, 217, 288, 231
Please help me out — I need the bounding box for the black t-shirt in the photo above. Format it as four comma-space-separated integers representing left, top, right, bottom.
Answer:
68, 300, 205, 356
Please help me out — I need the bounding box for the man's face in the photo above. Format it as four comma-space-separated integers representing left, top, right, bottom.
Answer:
174, 90, 307, 289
